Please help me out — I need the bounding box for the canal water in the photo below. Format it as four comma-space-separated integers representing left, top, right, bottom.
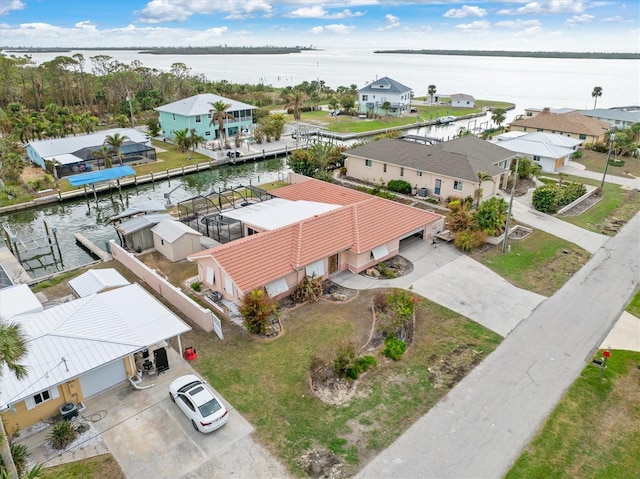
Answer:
1, 157, 288, 279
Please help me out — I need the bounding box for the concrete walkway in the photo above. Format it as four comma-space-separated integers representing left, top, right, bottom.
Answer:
600, 311, 640, 352
357, 212, 640, 479
333, 239, 545, 337
559, 160, 640, 190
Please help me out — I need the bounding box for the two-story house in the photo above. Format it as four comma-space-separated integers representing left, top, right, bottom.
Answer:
358, 77, 412, 117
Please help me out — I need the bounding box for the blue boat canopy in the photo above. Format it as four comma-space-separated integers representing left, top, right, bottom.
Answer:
68, 166, 136, 187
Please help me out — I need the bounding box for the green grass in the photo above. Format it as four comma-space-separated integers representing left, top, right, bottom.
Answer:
506, 350, 640, 479
181, 289, 502, 477
626, 290, 640, 317
476, 230, 590, 296
41, 453, 124, 479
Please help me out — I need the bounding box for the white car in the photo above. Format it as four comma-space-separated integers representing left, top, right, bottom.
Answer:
169, 374, 229, 433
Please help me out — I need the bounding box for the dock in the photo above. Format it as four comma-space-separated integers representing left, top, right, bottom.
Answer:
74, 233, 112, 262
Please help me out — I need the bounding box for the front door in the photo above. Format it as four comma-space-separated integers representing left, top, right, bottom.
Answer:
328, 253, 339, 274
435, 179, 442, 195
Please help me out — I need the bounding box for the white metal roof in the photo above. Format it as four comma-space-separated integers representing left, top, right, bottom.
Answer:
494, 131, 528, 141
0, 284, 43, 319
68, 268, 130, 298
45, 153, 85, 165
151, 219, 202, 243
155, 93, 255, 116
517, 132, 583, 148
1, 283, 191, 410
28, 128, 150, 159
108, 200, 166, 223
498, 138, 575, 159
222, 199, 340, 231
116, 213, 175, 235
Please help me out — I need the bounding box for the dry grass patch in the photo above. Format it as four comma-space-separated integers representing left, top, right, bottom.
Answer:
41, 453, 125, 479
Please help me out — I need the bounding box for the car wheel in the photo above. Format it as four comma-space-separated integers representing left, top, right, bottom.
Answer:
169, 392, 175, 403
191, 420, 199, 432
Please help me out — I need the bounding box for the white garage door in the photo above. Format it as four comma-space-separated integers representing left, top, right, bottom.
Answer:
79, 360, 127, 398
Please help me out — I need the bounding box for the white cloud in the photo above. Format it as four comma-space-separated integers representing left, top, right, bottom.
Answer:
377, 14, 400, 31
495, 19, 542, 28
136, 0, 273, 23
0, 0, 24, 16
566, 14, 594, 26
601, 15, 636, 23
498, 1, 586, 15
455, 19, 491, 33
512, 25, 542, 36
444, 5, 487, 19
309, 23, 355, 35
286, 6, 364, 19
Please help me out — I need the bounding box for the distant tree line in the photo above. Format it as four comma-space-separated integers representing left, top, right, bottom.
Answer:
374, 50, 640, 60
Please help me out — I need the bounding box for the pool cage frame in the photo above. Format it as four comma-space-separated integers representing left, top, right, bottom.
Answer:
177, 185, 273, 243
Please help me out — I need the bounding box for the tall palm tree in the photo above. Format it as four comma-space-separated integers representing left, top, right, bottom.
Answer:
209, 100, 234, 143
103, 133, 129, 166
0, 318, 28, 479
187, 128, 205, 160
172, 128, 190, 153
491, 108, 506, 129
591, 86, 603, 109
91, 145, 112, 169
283, 89, 308, 137
474, 171, 494, 209
427, 84, 437, 104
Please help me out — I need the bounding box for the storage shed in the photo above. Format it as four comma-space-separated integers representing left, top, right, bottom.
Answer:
152, 220, 202, 262
116, 213, 175, 252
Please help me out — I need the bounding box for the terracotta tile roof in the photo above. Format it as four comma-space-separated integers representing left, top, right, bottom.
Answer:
510, 111, 609, 137
191, 179, 442, 293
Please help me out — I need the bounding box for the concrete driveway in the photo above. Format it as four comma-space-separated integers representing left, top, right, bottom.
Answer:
19, 346, 290, 479
333, 239, 545, 337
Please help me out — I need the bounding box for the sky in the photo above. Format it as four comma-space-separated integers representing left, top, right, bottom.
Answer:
0, 0, 638, 52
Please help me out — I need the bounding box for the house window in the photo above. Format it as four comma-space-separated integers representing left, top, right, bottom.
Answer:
247, 227, 258, 236
533, 155, 541, 162
172, 114, 176, 121
453, 181, 463, 191
417, 170, 422, 177
365, 159, 372, 167
579, 134, 586, 140
362, 95, 368, 101
383, 163, 387, 173
400, 167, 404, 177
205, 131, 211, 136
207, 112, 212, 119
25, 387, 59, 410
161, 239, 164, 245
537, 128, 544, 132
195, 115, 201, 123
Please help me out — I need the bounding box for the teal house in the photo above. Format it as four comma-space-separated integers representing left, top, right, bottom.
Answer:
155, 93, 255, 142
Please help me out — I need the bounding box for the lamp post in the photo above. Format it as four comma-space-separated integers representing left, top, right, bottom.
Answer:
502, 156, 520, 253
600, 132, 616, 191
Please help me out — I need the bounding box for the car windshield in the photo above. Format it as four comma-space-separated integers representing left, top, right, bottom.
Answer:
198, 398, 222, 417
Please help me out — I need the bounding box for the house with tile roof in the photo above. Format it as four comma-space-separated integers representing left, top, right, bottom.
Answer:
509, 108, 609, 144
358, 77, 413, 117
344, 136, 515, 201
155, 93, 255, 142
450, 94, 476, 108
188, 176, 443, 305
495, 132, 583, 172
0, 283, 190, 430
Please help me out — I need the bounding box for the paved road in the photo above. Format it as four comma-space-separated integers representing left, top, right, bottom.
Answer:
357, 212, 640, 479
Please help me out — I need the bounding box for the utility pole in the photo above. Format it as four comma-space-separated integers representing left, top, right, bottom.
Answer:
502, 156, 520, 253
600, 132, 615, 190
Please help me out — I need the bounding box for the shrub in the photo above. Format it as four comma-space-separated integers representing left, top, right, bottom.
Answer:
383, 336, 407, 361
571, 150, 583, 159
0, 443, 29, 476
239, 289, 278, 335
48, 420, 78, 450
291, 274, 323, 303
447, 200, 475, 232
332, 341, 377, 379
190, 281, 202, 292
387, 179, 412, 194
474, 197, 508, 236
532, 182, 586, 213
377, 262, 397, 279
454, 229, 487, 252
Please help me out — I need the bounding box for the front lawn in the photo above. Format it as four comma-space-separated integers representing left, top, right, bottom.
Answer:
573, 149, 640, 178
177, 289, 502, 477
41, 453, 124, 479
475, 230, 590, 296
506, 350, 640, 479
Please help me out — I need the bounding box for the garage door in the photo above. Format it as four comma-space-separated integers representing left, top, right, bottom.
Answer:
79, 360, 127, 398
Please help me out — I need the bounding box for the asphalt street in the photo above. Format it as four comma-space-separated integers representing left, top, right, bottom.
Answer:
357, 212, 640, 479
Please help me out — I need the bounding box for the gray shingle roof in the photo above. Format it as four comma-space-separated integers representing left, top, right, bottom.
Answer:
346, 137, 514, 182
358, 77, 412, 94
155, 93, 255, 116
579, 109, 640, 123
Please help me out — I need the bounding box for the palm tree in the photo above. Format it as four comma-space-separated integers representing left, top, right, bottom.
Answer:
491, 108, 507, 129
0, 317, 28, 479
91, 145, 112, 169
172, 128, 189, 153
208, 100, 234, 143
283, 89, 308, 138
456, 127, 474, 138
427, 84, 437, 104
591, 86, 603, 109
103, 133, 129, 166
187, 128, 205, 160
474, 171, 494, 209
381, 101, 392, 121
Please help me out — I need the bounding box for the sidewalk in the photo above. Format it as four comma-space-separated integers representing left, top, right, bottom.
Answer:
559, 161, 640, 190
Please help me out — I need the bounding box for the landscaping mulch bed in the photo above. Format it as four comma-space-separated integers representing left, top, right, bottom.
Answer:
558, 191, 603, 217
360, 255, 414, 279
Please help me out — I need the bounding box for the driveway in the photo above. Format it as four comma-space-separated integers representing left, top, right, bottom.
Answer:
333, 239, 545, 337
18, 346, 290, 479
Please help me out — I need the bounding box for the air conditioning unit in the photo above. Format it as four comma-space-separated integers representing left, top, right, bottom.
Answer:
418, 188, 428, 197
59, 402, 78, 421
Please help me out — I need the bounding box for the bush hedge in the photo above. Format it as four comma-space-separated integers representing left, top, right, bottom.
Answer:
387, 179, 412, 194
532, 182, 587, 213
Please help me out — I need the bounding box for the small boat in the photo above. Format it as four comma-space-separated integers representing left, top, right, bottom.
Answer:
437, 115, 456, 124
